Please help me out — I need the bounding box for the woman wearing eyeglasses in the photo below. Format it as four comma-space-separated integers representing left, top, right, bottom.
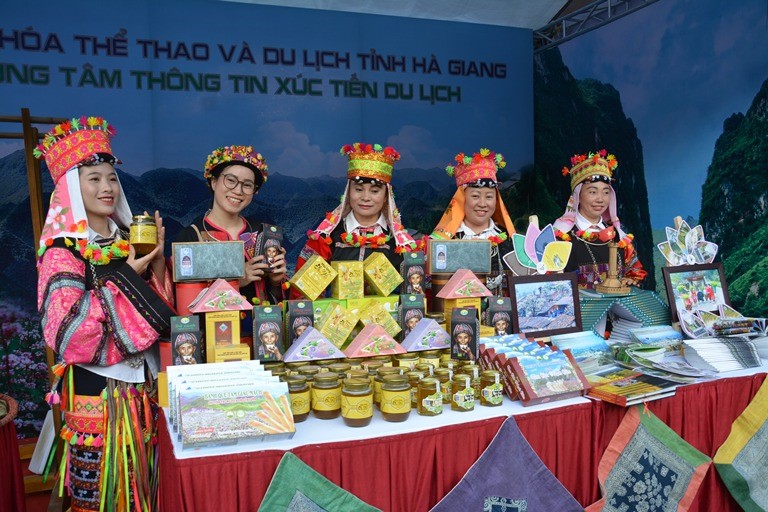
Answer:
174, 146, 287, 304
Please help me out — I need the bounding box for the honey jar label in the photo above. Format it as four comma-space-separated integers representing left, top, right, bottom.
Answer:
373, 381, 383, 404
311, 388, 340, 411
421, 393, 443, 414
381, 389, 410, 414
341, 394, 372, 419
290, 390, 311, 415
482, 384, 504, 405
130, 224, 157, 244
453, 389, 475, 410
418, 356, 440, 368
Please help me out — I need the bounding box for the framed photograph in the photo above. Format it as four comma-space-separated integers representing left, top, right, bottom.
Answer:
507, 271, 582, 339
662, 262, 730, 322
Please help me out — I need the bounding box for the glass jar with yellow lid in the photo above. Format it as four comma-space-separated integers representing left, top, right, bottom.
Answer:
374, 367, 403, 408
311, 372, 341, 419
380, 374, 411, 422
480, 370, 504, 407
451, 374, 475, 412
286, 375, 310, 422
129, 214, 157, 255
417, 378, 443, 416
341, 377, 373, 427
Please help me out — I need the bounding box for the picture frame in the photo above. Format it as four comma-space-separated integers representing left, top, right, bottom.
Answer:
506, 271, 582, 339
661, 262, 730, 322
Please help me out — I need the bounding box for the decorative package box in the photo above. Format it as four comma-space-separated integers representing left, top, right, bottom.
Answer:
188, 279, 252, 314
344, 324, 406, 358
317, 303, 360, 348
401, 318, 450, 352
427, 238, 492, 275
178, 381, 295, 449
255, 223, 283, 261
363, 252, 403, 296
289, 255, 337, 300
212, 344, 251, 363
484, 297, 513, 336
204, 310, 241, 363
346, 296, 399, 317
501, 349, 589, 406
400, 251, 427, 295
284, 300, 314, 346
253, 305, 284, 361
283, 327, 347, 362
450, 307, 479, 361
170, 315, 202, 366
172, 241, 245, 282
330, 261, 364, 299
359, 302, 401, 338
312, 298, 345, 323
399, 293, 426, 341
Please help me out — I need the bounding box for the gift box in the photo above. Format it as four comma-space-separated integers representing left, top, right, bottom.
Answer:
317, 303, 360, 348
284, 300, 314, 346
344, 324, 406, 358
400, 251, 427, 295
436, 269, 491, 330
401, 318, 450, 352
427, 238, 492, 275
399, 293, 426, 341
188, 279, 252, 314
312, 298, 346, 324
204, 310, 242, 362
359, 302, 401, 338
283, 327, 347, 362
363, 252, 403, 296
450, 307, 479, 361
484, 297, 513, 336
255, 223, 284, 262
346, 296, 399, 317
212, 343, 251, 363
170, 315, 203, 366
289, 255, 337, 300
172, 241, 245, 282
330, 261, 364, 299
253, 305, 284, 362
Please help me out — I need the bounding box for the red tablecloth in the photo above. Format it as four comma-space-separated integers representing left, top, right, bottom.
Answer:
159, 372, 766, 512
0, 407, 26, 512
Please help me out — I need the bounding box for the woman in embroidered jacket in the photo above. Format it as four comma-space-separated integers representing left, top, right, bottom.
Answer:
35, 116, 175, 512
174, 146, 287, 305
553, 149, 646, 289
292, 142, 418, 297
430, 148, 516, 295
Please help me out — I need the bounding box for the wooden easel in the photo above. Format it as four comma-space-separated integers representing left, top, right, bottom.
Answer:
0, 109, 67, 506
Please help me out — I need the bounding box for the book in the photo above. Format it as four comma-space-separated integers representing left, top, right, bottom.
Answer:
587, 368, 678, 407
682, 337, 762, 373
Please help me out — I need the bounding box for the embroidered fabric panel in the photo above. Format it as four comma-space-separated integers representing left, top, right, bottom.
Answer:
602, 423, 695, 512
286, 490, 329, 512
483, 496, 528, 512
730, 419, 768, 507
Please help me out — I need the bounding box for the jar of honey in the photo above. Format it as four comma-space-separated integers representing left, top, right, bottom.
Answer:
269, 367, 288, 381
434, 368, 453, 404
328, 362, 351, 382
480, 370, 504, 407
346, 369, 369, 383
417, 378, 443, 416
395, 353, 419, 371
380, 374, 411, 422
439, 348, 452, 362
342, 357, 362, 370
374, 367, 403, 408
285, 361, 309, 375
460, 364, 482, 400
419, 350, 442, 368
286, 375, 310, 422
129, 214, 157, 255
311, 372, 341, 419
414, 362, 435, 377
407, 371, 425, 408
451, 374, 475, 412
361, 360, 384, 387
341, 377, 373, 427
264, 361, 285, 374
370, 355, 393, 367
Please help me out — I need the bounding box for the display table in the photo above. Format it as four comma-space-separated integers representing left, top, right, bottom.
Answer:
158, 365, 767, 512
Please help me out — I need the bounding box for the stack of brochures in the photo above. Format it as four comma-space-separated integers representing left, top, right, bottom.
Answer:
682, 337, 762, 373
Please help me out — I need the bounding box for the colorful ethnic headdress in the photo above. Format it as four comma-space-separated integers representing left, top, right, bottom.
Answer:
562, 149, 617, 191
204, 145, 268, 188
34, 116, 120, 185
34, 116, 132, 256
307, 142, 418, 253
431, 147, 516, 241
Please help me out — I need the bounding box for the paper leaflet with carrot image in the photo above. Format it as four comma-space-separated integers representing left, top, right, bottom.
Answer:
343, 324, 406, 358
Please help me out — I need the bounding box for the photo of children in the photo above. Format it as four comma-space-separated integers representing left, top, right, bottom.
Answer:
452, 323, 476, 361
492, 311, 511, 336
406, 266, 425, 294
258, 321, 283, 360
402, 309, 424, 338
174, 332, 200, 365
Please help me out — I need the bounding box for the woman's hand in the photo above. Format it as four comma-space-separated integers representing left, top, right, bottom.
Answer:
127, 244, 160, 276
149, 210, 166, 279
240, 255, 271, 286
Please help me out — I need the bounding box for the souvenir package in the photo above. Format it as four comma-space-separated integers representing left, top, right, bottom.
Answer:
344, 324, 406, 358
428, 239, 492, 275
172, 241, 245, 282
436, 269, 491, 330
450, 307, 479, 361
399, 294, 426, 341
170, 315, 203, 366
284, 300, 314, 346
188, 279, 251, 314
346, 296, 399, 317
330, 261, 365, 299
363, 252, 403, 296
312, 298, 346, 323
289, 254, 338, 300
212, 344, 250, 363
283, 327, 347, 362
401, 318, 450, 352
502, 349, 590, 406
359, 302, 402, 338
484, 297, 513, 336
253, 305, 285, 361
401, 251, 427, 295
317, 303, 360, 348
256, 223, 284, 263
204, 310, 242, 362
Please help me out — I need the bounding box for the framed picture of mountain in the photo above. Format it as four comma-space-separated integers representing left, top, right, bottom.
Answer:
507, 272, 582, 339
662, 262, 730, 322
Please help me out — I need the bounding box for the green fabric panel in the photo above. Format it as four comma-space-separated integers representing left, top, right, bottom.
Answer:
258, 452, 381, 512
635, 405, 711, 468
714, 463, 763, 512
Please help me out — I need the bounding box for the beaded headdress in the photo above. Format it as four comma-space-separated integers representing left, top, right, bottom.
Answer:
562, 149, 617, 191
446, 148, 505, 188
204, 145, 268, 188
341, 142, 399, 183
